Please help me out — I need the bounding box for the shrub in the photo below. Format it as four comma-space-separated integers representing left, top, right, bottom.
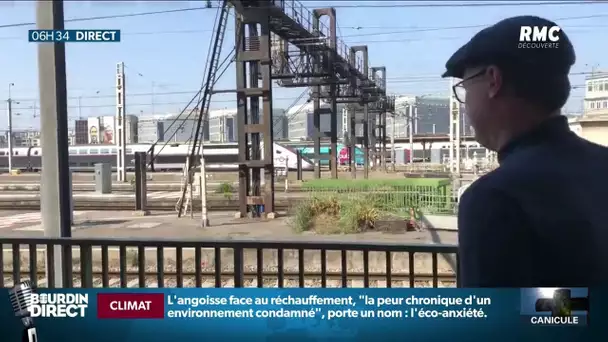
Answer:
290, 195, 383, 234
215, 182, 234, 200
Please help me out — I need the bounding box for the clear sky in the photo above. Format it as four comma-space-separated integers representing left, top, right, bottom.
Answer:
0, 0, 607, 130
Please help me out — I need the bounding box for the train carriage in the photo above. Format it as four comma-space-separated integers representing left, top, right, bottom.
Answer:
0, 142, 315, 173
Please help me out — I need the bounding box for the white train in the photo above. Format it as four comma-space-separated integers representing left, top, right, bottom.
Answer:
0, 142, 315, 172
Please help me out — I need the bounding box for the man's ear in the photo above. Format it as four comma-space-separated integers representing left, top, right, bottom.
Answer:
486, 65, 503, 99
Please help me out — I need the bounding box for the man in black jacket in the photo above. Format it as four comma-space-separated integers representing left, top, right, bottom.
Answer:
442, 16, 608, 287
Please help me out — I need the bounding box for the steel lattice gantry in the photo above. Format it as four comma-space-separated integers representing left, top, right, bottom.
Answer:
230, 0, 389, 217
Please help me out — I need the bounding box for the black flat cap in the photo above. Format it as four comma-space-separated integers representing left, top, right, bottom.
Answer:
442, 15, 575, 78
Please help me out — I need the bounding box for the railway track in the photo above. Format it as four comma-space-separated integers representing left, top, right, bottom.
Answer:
1, 203, 292, 211
2, 270, 457, 288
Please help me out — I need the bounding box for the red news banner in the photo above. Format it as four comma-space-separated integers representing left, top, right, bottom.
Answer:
97, 293, 165, 319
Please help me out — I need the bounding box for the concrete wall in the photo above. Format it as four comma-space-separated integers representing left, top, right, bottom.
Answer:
580, 119, 608, 147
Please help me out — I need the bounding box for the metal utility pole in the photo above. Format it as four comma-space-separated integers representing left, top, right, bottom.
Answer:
36, 0, 72, 287
414, 105, 419, 134
7, 83, 15, 173
6, 100, 14, 173
408, 104, 414, 164
449, 78, 461, 176
6, 100, 13, 173
116, 62, 127, 182
200, 157, 209, 227
391, 112, 396, 171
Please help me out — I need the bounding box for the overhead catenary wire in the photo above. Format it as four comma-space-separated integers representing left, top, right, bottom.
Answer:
177, 0, 233, 218
184, 2, 227, 151
5, 70, 598, 106
149, 24, 237, 166
298, 1, 608, 8
190, 1, 228, 157
0, 7, 217, 29
273, 89, 310, 134
2, 2, 599, 125
147, 48, 236, 166
0, 1, 605, 30
3, 80, 592, 117
3, 18, 608, 42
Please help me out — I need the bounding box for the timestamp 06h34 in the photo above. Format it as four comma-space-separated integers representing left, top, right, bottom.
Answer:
28, 29, 121, 43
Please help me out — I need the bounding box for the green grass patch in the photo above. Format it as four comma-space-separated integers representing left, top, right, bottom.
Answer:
289, 195, 384, 234
301, 178, 451, 190
299, 178, 456, 215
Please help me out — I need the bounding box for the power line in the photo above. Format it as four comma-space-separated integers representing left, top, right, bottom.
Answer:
0, 29, 216, 41
0, 6, 213, 29
3, 18, 607, 42
2, 1, 606, 30
327, 1, 607, 8
338, 17, 608, 38
9, 80, 442, 102
2, 97, 307, 112
4, 80, 591, 113
217, 1, 607, 8
7, 69, 595, 103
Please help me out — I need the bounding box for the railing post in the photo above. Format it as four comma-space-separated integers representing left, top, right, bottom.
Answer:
200, 157, 209, 228
233, 247, 244, 288
284, 156, 289, 193
134, 152, 149, 215
68, 169, 73, 225
0, 238, 460, 288
296, 151, 303, 181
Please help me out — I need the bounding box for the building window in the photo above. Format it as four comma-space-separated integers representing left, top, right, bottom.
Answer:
604, 101, 608, 108
600, 83, 605, 91
588, 83, 593, 92
591, 102, 595, 109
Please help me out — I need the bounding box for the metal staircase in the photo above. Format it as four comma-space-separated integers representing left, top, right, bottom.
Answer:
176, 0, 231, 217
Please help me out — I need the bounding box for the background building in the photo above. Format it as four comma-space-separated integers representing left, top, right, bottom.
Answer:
584, 72, 608, 116
208, 108, 237, 142
87, 115, 138, 144
161, 112, 206, 143
12, 130, 41, 147
387, 95, 470, 138
287, 102, 346, 140
137, 115, 166, 143
74, 120, 88, 145
207, 108, 288, 142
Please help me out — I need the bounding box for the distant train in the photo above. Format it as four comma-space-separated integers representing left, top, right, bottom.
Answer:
284, 140, 488, 165
0, 139, 489, 173
0, 142, 315, 173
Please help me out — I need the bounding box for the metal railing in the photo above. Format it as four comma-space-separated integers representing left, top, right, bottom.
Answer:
300, 182, 457, 216
0, 238, 459, 289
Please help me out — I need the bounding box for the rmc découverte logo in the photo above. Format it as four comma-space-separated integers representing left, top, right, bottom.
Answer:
518, 26, 561, 49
